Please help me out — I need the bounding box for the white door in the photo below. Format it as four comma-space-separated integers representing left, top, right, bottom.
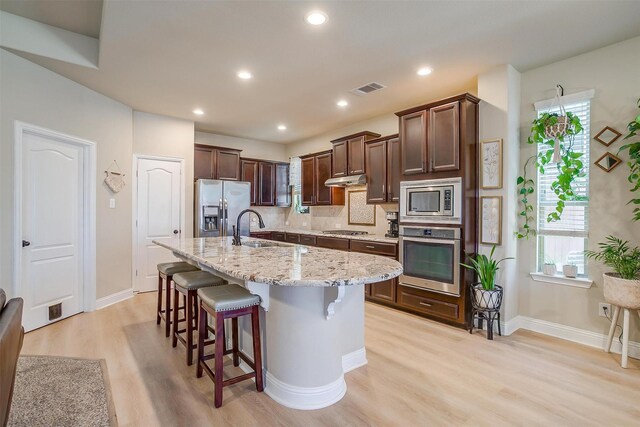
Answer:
21, 131, 85, 331
135, 157, 183, 292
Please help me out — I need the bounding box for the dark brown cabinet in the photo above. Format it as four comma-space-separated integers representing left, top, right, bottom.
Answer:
399, 111, 428, 175
300, 151, 345, 206
364, 134, 400, 204
194, 144, 242, 181
429, 101, 460, 172
241, 159, 258, 205
258, 162, 276, 206
330, 131, 380, 178
350, 240, 397, 303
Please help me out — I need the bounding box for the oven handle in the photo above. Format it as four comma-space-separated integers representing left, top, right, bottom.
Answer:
399, 236, 458, 245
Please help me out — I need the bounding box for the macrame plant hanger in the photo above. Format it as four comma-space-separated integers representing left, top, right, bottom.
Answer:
544, 84, 568, 164
104, 160, 126, 193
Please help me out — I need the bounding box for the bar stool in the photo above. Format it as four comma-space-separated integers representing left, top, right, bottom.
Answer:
197, 284, 263, 408
157, 262, 198, 337
172, 271, 227, 365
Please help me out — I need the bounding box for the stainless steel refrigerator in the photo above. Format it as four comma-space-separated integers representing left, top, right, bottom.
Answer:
195, 180, 251, 238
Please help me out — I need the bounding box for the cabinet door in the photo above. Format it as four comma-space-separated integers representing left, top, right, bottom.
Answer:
365, 140, 387, 204
194, 146, 214, 180
258, 162, 276, 206
301, 157, 315, 205
241, 159, 258, 205
332, 141, 348, 178
429, 101, 459, 172
275, 163, 291, 207
314, 152, 333, 205
347, 137, 366, 175
400, 110, 428, 175
216, 149, 241, 180
370, 278, 396, 302
387, 137, 401, 202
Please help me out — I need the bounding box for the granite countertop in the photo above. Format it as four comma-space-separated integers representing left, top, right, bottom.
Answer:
252, 228, 398, 244
153, 237, 402, 287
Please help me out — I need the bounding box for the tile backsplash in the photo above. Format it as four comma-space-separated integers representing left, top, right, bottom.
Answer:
250, 188, 398, 236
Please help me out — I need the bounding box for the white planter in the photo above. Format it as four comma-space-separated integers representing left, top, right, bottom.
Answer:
471, 284, 503, 310
562, 264, 578, 278
603, 273, 640, 309
542, 264, 557, 276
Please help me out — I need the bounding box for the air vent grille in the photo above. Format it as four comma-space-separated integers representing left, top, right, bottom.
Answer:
350, 82, 386, 96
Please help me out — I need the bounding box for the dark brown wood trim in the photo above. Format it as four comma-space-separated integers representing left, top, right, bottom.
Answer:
395, 93, 481, 117
194, 143, 243, 153
364, 133, 400, 145
299, 149, 333, 159
330, 131, 381, 143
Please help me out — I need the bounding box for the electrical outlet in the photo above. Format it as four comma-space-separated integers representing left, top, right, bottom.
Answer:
598, 302, 611, 317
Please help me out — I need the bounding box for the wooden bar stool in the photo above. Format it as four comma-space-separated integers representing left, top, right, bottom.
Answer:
197, 284, 264, 408
172, 271, 227, 365
157, 262, 198, 337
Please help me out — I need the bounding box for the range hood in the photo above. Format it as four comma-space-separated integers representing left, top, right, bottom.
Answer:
324, 174, 367, 187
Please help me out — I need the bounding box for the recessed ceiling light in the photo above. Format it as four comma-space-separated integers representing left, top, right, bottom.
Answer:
193, 108, 204, 115
417, 67, 433, 76
277, 124, 287, 131
337, 100, 348, 107
237, 70, 253, 80
306, 11, 328, 25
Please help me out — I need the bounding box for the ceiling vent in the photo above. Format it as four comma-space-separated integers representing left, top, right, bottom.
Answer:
350, 82, 386, 96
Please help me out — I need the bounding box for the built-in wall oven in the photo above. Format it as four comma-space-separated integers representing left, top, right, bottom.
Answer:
399, 177, 462, 224
399, 225, 461, 296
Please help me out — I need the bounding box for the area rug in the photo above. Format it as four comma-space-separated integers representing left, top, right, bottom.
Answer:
8, 356, 118, 427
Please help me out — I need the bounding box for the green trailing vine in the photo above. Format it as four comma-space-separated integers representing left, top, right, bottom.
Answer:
618, 98, 640, 222
516, 111, 585, 239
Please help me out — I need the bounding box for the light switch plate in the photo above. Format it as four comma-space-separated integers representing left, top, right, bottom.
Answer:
109, 198, 116, 209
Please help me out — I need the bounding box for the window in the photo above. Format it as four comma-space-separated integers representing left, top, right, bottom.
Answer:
536, 95, 591, 276
289, 157, 309, 214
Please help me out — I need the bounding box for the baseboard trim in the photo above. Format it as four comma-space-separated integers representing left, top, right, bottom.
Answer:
95, 288, 134, 310
263, 371, 346, 410
501, 315, 640, 359
342, 347, 367, 373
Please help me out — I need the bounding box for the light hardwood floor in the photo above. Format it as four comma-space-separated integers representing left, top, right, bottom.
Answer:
21, 292, 640, 426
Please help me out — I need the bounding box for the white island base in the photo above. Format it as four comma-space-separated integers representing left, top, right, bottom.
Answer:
234, 281, 366, 410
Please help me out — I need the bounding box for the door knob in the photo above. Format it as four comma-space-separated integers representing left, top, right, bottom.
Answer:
173, 230, 179, 235
22, 240, 31, 247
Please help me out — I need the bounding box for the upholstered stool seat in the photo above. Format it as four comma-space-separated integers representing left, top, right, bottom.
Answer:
197, 284, 263, 408
172, 271, 227, 365
157, 262, 198, 337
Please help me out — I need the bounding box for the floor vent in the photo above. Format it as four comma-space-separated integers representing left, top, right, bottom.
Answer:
350, 82, 386, 96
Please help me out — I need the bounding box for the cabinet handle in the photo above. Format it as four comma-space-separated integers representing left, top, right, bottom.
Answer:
419, 302, 432, 307
366, 245, 375, 249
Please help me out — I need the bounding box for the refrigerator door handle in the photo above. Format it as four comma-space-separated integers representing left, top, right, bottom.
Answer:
224, 199, 229, 235
218, 198, 224, 236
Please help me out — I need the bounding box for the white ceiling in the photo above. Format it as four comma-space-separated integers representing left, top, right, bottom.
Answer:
4, 1, 640, 144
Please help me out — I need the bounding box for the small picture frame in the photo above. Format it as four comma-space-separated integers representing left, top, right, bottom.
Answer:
594, 126, 622, 147
480, 196, 502, 245
480, 139, 503, 189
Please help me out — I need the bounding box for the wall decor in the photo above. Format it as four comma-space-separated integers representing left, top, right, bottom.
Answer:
594, 126, 622, 146
480, 139, 503, 189
104, 160, 125, 193
348, 190, 375, 225
481, 196, 502, 245
594, 152, 622, 172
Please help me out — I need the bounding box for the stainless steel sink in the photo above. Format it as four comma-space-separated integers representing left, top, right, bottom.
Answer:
242, 241, 289, 248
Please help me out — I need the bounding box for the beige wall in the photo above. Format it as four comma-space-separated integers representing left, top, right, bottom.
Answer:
0, 50, 134, 299
518, 36, 640, 338
133, 111, 195, 237
195, 131, 287, 163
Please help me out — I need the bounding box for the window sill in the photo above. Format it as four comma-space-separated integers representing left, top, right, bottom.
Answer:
529, 273, 593, 289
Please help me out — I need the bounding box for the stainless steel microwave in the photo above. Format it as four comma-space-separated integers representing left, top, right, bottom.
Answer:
399, 177, 462, 224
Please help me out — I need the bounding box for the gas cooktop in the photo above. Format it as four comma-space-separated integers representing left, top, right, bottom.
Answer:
322, 230, 369, 236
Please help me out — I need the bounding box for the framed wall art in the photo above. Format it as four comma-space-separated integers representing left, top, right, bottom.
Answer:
480, 139, 503, 189
348, 190, 375, 225
480, 196, 502, 245
594, 126, 622, 147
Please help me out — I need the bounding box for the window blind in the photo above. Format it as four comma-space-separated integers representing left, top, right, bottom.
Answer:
536, 100, 590, 238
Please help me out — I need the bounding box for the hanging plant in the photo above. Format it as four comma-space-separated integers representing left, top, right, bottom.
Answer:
618, 98, 640, 222
516, 110, 585, 239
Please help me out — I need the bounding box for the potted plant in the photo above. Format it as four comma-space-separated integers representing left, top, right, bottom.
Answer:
585, 236, 640, 300
619, 98, 640, 222
543, 258, 557, 276
461, 246, 513, 309
562, 262, 578, 278
516, 110, 585, 239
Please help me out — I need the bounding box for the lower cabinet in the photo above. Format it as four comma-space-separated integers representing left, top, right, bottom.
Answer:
249, 231, 272, 239
396, 285, 460, 321
370, 278, 396, 302
271, 232, 286, 241
285, 233, 300, 244
316, 236, 350, 251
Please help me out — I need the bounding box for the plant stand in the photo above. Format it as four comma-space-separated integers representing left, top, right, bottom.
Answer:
469, 284, 503, 340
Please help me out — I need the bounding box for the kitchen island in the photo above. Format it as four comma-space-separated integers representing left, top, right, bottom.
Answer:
154, 236, 402, 410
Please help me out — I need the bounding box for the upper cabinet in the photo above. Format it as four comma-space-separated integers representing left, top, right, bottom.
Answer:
301, 151, 345, 206
194, 144, 242, 181
241, 158, 291, 207
365, 134, 400, 204
396, 93, 479, 178
330, 131, 380, 178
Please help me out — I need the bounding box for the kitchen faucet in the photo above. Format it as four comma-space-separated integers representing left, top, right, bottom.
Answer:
232, 209, 265, 246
